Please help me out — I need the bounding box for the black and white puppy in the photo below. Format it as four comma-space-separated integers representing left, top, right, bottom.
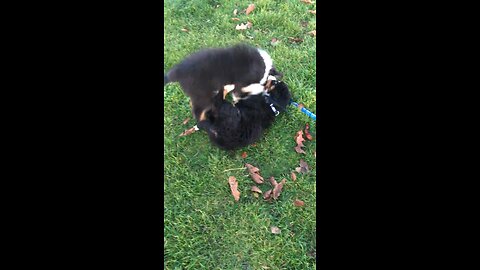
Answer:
164, 44, 282, 121
197, 79, 292, 150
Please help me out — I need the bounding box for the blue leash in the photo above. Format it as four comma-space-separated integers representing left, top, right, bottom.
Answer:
290, 100, 316, 121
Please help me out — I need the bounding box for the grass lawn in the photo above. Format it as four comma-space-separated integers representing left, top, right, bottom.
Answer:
164, 0, 317, 269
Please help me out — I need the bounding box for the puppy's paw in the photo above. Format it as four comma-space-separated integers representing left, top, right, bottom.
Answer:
224, 84, 235, 92
223, 84, 235, 99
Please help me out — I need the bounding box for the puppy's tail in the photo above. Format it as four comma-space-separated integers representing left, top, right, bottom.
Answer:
164, 67, 180, 86
164, 74, 170, 86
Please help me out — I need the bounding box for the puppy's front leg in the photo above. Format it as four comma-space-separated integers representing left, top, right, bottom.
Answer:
240, 83, 265, 95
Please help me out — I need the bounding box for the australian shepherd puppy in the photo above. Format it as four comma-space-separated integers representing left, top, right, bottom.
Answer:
164, 44, 282, 121
197, 79, 292, 150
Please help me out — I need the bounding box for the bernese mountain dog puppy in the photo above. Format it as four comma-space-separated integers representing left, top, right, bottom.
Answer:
164, 44, 282, 122
197, 79, 292, 150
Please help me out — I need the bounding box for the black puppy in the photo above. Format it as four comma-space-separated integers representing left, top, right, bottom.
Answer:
197, 80, 292, 150
164, 44, 282, 121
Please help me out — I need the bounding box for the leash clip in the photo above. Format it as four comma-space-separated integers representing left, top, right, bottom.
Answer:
270, 103, 280, 116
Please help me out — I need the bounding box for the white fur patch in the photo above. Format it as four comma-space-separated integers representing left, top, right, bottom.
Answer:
241, 83, 265, 95
224, 84, 235, 92
267, 75, 277, 82
257, 48, 273, 85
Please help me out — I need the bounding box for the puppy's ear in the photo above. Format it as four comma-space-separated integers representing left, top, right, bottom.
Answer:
269, 67, 283, 80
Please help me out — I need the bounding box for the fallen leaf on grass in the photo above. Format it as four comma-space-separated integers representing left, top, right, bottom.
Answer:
272, 178, 286, 200
271, 226, 281, 234
228, 176, 240, 202
314, 151, 316, 158
301, 21, 309, 28
304, 123, 313, 140
245, 163, 264, 184
291, 172, 297, 181
231, 18, 240, 21
241, 152, 247, 158
246, 4, 255, 15
271, 38, 279, 46
294, 130, 306, 154
294, 145, 306, 154
233, 9, 238, 15
179, 126, 197, 137
235, 21, 252, 30
269, 176, 278, 187
182, 117, 190, 125
294, 199, 305, 207
308, 30, 316, 37
309, 10, 316, 14
251, 186, 262, 194
295, 159, 309, 174
288, 37, 304, 43
181, 28, 189, 32
301, 0, 315, 4
264, 189, 272, 200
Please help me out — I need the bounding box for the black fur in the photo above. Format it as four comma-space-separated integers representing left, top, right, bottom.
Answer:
198, 81, 292, 150
164, 44, 282, 121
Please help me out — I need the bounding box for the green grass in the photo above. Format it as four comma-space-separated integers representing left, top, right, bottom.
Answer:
164, 1, 316, 269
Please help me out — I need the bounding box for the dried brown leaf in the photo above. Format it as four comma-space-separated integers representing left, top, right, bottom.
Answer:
295, 159, 309, 174
308, 10, 316, 14
241, 152, 247, 158
245, 163, 260, 174
269, 176, 278, 187
251, 186, 262, 194
235, 22, 252, 30
246, 4, 255, 15
245, 163, 264, 184
231, 17, 240, 21
272, 179, 286, 200
233, 9, 238, 15
300, 159, 309, 170
288, 37, 304, 43
300, 0, 315, 4
228, 176, 240, 202
294, 145, 306, 154
291, 172, 297, 181
294, 130, 306, 154
295, 130, 305, 147
271, 226, 281, 234
179, 126, 197, 137
301, 21, 308, 28
182, 117, 190, 125
181, 28, 189, 32
263, 189, 272, 200
304, 123, 313, 140
251, 173, 264, 184
294, 199, 305, 207
308, 30, 316, 37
